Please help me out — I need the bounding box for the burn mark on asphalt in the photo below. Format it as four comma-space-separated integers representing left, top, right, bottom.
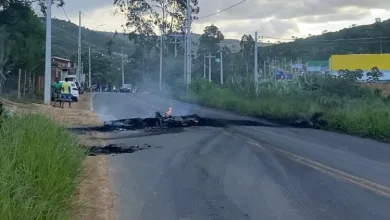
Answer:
70, 111, 324, 136
87, 143, 157, 156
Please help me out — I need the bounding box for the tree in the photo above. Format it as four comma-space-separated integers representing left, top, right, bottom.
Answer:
0, 1, 45, 92
366, 66, 384, 82
115, 0, 199, 37
239, 34, 254, 76
0, 0, 65, 15
197, 24, 224, 56
338, 69, 363, 81
114, 0, 200, 85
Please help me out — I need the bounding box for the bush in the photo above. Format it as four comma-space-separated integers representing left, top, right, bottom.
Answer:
181, 75, 390, 141
0, 114, 86, 219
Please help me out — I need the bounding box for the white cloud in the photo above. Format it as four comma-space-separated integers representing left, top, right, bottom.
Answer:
49, 0, 390, 40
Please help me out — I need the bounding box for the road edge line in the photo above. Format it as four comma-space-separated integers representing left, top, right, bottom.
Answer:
90, 92, 96, 111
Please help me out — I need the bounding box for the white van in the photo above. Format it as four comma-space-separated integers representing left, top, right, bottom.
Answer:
59, 81, 79, 102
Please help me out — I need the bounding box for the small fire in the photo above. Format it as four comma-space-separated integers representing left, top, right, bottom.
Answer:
166, 107, 172, 117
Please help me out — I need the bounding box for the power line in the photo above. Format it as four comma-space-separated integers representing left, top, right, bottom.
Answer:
81, 12, 106, 26
197, 0, 248, 19
61, 6, 70, 21
260, 35, 390, 43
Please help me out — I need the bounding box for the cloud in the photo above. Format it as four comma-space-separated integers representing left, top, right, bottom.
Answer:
296, 7, 370, 23
202, 18, 299, 39
195, 0, 390, 22
48, 0, 390, 40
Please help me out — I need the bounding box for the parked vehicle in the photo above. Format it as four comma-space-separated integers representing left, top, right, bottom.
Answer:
51, 81, 79, 102
120, 84, 133, 93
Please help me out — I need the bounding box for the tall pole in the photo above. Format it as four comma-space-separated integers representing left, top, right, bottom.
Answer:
88, 45, 91, 90
159, 27, 163, 90
18, 69, 21, 100
121, 47, 124, 86
169, 34, 181, 58
183, 34, 187, 84
43, 0, 52, 104
77, 11, 81, 83
208, 52, 212, 82
174, 35, 177, 57
205, 53, 215, 82
186, 0, 191, 85
203, 53, 206, 78
183, 31, 186, 83
254, 31, 258, 94
220, 46, 223, 84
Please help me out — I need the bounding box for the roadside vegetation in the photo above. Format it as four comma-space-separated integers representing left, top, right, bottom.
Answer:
175, 72, 390, 142
0, 113, 85, 219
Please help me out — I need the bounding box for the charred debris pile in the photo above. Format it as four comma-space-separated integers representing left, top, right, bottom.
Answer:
100, 111, 228, 131
99, 110, 321, 132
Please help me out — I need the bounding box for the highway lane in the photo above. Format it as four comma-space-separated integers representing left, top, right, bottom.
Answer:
92, 92, 390, 220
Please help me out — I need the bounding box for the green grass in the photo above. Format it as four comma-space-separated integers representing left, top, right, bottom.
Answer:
0, 90, 44, 104
0, 113, 86, 220
176, 75, 390, 142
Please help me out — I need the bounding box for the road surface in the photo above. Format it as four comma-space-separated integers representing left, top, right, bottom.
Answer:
92, 92, 390, 220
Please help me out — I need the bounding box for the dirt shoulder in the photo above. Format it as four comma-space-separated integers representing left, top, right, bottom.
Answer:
1, 94, 115, 220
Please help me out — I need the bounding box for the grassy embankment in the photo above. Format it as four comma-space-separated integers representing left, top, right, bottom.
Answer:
174, 74, 390, 141
0, 112, 85, 219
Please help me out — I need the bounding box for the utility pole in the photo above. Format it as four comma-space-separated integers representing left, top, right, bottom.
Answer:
170, 33, 182, 58
88, 45, 91, 91
159, 27, 163, 90
121, 47, 124, 86
18, 69, 21, 100
254, 31, 258, 93
43, 0, 52, 104
205, 53, 215, 82
217, 43, 224, 84
77, 11, 82, 83
203, 53, 206, 78
183, 21, 187, 84
185, 0, 192, 86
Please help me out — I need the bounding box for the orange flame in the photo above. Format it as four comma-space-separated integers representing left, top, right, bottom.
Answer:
166, 107, 172, 117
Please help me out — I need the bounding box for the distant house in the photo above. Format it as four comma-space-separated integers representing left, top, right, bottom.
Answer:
51, 56, 76, 80
36, 56, 76, 91
306, 60, 329, 73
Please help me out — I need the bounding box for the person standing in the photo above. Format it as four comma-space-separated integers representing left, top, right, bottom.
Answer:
60, 78, 72, 108
51, 77, 62, 107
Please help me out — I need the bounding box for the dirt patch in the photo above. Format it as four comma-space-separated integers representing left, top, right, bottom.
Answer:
2, 94, 115, 220
62, 94, 115, 220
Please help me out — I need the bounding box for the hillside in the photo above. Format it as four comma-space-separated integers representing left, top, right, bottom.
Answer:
261, 19, 390, 61
51, 19, 134, 59
51, 18, 252, 61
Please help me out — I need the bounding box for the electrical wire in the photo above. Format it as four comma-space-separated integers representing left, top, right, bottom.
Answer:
81, 12, 106, 26
197, 0, 248, 19
260, 35, 390, 42
61, 6, 70, 21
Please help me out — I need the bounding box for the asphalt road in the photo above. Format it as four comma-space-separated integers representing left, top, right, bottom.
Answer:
92, 92, 390, 220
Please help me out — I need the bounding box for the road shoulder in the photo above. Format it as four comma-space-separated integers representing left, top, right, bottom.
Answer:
3, 94, 115, 220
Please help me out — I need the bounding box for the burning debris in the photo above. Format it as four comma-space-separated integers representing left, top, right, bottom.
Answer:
102, 108, 202, 131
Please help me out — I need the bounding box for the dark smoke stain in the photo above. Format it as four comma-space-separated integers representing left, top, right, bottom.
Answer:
70, 112, 325, 136
87, 143, 157, 156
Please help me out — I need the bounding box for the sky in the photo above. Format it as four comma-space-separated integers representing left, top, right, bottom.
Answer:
45, 0, 390, 41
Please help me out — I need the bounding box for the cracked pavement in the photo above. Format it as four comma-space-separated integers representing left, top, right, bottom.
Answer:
92, 92, 390, 220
